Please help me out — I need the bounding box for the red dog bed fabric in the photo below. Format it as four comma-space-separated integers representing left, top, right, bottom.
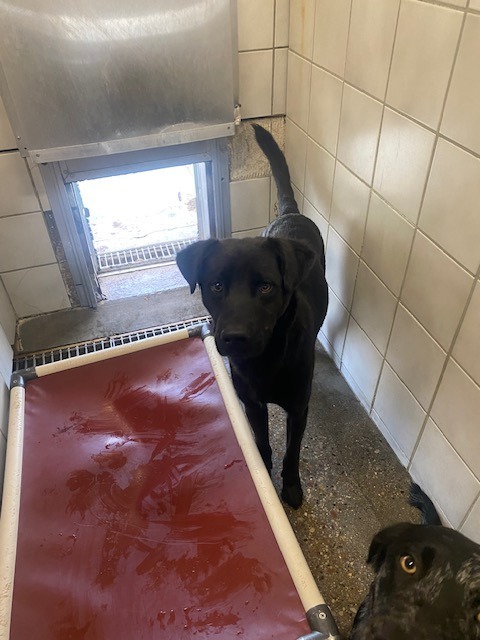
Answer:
11, 336, 310, 639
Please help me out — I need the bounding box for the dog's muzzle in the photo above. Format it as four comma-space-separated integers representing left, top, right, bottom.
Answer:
215, 327, 265, 359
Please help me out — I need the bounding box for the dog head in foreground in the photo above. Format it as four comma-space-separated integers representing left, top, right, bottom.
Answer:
351, 483, 480, 639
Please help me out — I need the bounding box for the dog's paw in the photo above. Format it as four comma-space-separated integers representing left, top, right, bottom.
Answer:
281, 482, 303, 509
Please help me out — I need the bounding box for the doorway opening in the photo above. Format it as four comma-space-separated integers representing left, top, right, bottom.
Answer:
40, 137, 230, 308
75, 163, 209, 300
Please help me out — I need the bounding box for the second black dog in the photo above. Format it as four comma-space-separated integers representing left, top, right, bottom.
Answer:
351, 483, 480, 639
176, 124, 328, 508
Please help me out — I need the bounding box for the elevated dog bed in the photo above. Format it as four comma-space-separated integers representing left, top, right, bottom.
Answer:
0, 325, 339, 639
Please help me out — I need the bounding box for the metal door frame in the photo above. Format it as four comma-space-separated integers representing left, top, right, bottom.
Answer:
40, 137, 231, 308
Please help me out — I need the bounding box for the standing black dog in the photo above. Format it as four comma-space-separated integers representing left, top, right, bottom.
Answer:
176, 124, 328, 509
351, 482, 480, 639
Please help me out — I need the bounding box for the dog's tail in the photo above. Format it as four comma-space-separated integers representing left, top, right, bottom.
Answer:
409, 482, 442, 525
252, 124, 300, 216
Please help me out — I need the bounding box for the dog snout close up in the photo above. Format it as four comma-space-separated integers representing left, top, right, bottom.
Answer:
217, 325, 258, 358
176, 124, 328, 508
351, 483, 480, 639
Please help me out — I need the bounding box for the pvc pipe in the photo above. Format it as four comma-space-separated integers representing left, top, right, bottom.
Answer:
0, 385, 25, 640
202, 334, 325, 613
33, 327, 192, 378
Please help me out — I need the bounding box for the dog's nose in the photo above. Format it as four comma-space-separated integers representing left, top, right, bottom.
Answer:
220, 330, 248, 346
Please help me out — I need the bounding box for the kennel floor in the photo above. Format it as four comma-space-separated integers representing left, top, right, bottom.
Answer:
6, 335, 316, 639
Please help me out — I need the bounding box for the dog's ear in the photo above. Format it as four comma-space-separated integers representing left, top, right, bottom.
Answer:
176, 239, 219, 293
367, 523, 412, 572
268, 238, 317, 292
367, 534, 388, 573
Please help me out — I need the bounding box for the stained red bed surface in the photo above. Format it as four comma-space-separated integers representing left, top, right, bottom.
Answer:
11, 336, 310, 639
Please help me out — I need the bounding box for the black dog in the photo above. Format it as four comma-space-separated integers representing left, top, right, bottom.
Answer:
351, 482, 480, 639
176, 124, 328, 508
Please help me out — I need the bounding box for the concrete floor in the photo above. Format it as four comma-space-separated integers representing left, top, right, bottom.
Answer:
16, 276, 417, 637
269, 346, 417, 634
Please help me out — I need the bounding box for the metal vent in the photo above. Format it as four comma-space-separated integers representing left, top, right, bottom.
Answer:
13, 316, 211, 372
97, 238, 197, 273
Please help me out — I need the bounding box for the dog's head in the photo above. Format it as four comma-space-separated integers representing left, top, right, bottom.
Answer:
351, 522, 480, 639
176, 237, 316, 358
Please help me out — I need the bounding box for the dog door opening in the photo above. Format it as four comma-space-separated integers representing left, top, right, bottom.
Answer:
76, 164, 207, 299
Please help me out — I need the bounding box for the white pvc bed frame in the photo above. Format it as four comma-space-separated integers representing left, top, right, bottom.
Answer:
0, 323, 340, 640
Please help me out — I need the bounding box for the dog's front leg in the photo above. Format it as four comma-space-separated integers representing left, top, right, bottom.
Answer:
244, 401, 272, 474
282, 408, 308, 509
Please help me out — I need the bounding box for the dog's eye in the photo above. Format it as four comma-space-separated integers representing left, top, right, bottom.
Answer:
400, 554, 417, 574
210, 282, 223, 293
258, 282, 273, 294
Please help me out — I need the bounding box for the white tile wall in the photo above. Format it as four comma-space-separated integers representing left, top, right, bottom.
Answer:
320, 289, 349, 366
386, 0, 462, 128
342, 319, 383, 408
0, 109, 68, 320
361, 193, 415, 296
230, 177, 271, 232
304, 139, 335, 219
303, 198, 328, 241
373, 108, 435, 224
286, 52, 312, 131
351, 262, 397, 355
284, 0, 480, 527
312, 0, 351, 77
337, 85, 383, 185
345, 0, 400, 100
401, 232, 473, 350
453, 282, 480, 386
325, 229, 359, 309
419, 138, 480, 274
308, 67, 343, 156
285, 119, 308, 192
430, 360, 480, 476
386, 304, 446, 410
330, 162, 370, 254
0, 211, 56, 272
275, 0, 290, 47
410, 419, 480, 529
442, 14, 480, 155
237, 0, 275, 51
2, 264, 71, 317
373, 363, 426, 462
238, 51, 274, 118
237, 0, 291, 122
273, 48, 288, 115
289, 0, 315, 59
0, 152, 40, 217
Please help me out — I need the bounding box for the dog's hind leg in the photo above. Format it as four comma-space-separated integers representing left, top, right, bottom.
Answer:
282, 408, 308, 509
244, 401, 272, 474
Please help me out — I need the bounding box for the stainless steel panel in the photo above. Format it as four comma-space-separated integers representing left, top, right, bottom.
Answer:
0, 1, 237, 161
